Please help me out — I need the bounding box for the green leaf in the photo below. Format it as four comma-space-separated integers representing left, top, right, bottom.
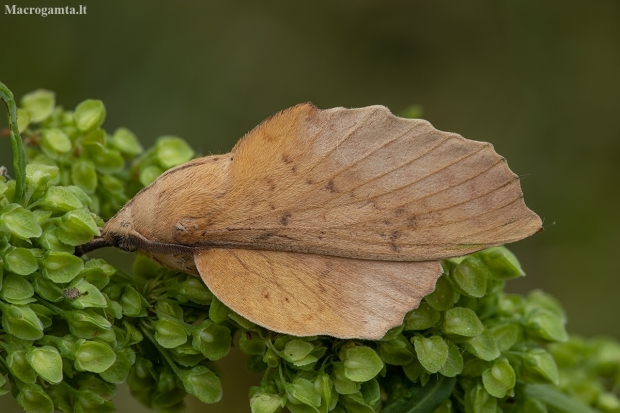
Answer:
524, 383, 599, 413
25, 163, 59, 194
441, 307, 484, 337
0, 81, 26, 202
489, 323, 520, 351
155, 316, 189, 348
438, 341, 463, 377
110, 127, 143, 157
464, 382, 497, 413
0, 303, 44, 340
99, 346, 136, 384
343, 346, 384, 382
40, 250, 84, 283
286, 377, 322, 409
283, 340, 314, 363
74, 99, 106, 132
7, 348, 38, 383
425, 275, 454, 311
191, 320, 232, 360
20, 89, 55, 122
463, 330, 500, 361
64, 309, 115, 341
177, 365, 223, 403
0, 204, 42, 239
39, 186, 83, 211
73, 339, 117, 373
478, 246, 525, 280
413, 335, 449, 373
71, 158, 98, 194
382, 375, 456, 413
524, 348, 559, 384
66, 278, 108, 308
27, 346, 63, 384
403, 302, 440, 331
139, 164, 164, 186
378, 336, 415, 366
0, 273, 34, 302
40, 128, 72, 158
15, 381, 55, 413
482, 357, 515, 398
450, 256, 489, 298
155, 136, 194, 168
3, 247, 38, 275
526, 308, 568, 343
250, 391, 285, 413
332, 364, 360, 395
93, 149, 125, 174
120, 285, 148, 317
240, 330, 267, 356
56, 209, 101, 246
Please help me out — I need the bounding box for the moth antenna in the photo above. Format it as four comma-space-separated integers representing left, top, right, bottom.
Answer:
75, 237, 113, 257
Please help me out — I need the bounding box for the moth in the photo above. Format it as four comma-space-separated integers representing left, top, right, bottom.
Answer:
80, 103, 542, 340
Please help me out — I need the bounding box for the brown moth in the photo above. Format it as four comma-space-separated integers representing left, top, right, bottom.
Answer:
80, 103, 542, 340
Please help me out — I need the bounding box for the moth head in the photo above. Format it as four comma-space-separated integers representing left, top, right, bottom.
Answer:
101, 204, 138, 253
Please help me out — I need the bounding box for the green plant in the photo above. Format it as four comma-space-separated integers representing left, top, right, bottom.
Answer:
1, 82, 619, 413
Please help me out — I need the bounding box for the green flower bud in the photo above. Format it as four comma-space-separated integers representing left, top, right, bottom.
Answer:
65, 278, 107, 308
155, 316, 189, 348
80, 129, 106, 154
450, 256, 490, 298
99, 346, 136, 384
425, 274, 454, 311
191, 320, 232, 360
413, 335, 449, 373
464, 382, 497, 413
15, 381, 55, 413
525, 290, 567, 321
155, 298, 184, 319
110, 127, 143, 157
479, 246, 525, 280
332, 364, 360, 394
40, 128, 72, 158
21, 89, 55, 122
380, 324, 404, 341
403, 301, 440, 331
27, 346, 63, 384
0, 303, 44, 340
120, 286, 148, 317
74, 99, 106, 132
0, 204, 42, 239
177, 365, 223, 403
40, 250, 84, 283
342, 346, 383, 382
71, 159, 98, 194
524, 348, 559, 384
138, 165, 164, 187
3, 247, 38, 275
155, 136, 194, 169
7, 348, 38, 383
17, 108, 31, 133
0, 273, 34, 303
482, 357, 515, 398
240, 330, 267, 356
377, 335, 415, 366
463, 330, 500, 362
93, 149, 124, 174
56, 209, 101, 246
526, 308, 568, 343
439, 341, 464, 377
441, 307, 484, 337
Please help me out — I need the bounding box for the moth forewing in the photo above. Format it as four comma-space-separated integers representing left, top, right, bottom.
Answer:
96, 103, 542, 339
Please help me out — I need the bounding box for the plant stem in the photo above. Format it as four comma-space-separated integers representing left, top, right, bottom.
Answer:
0, 81, 26, 203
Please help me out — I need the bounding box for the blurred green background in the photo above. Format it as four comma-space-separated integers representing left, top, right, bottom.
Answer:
1, 1, 619, 412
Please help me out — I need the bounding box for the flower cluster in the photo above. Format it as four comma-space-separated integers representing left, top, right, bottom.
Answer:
1, 86, 619, 413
